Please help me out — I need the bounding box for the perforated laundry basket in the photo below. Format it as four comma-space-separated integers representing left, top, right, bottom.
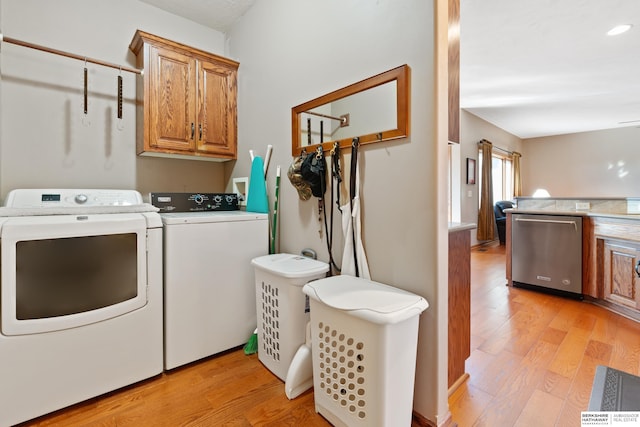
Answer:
251, 253, 329, 381
302, 275, 429, 427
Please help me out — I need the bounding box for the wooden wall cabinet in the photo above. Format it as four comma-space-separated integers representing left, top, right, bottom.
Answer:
130, 31, 238, 161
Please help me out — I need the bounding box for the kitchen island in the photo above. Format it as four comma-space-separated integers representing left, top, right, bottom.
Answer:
506, 197, 640, 321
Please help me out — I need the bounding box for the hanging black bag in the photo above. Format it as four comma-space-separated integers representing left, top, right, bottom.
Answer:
300, 146, 326, 198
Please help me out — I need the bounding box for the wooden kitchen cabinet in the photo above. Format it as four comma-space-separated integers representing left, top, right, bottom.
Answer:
601, 239, 640, 310
591, 216, 640, 318
129, 31, 238, 160
505, 213, 640, 320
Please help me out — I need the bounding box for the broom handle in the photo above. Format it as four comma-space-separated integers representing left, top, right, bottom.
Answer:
270, 166, 281, 254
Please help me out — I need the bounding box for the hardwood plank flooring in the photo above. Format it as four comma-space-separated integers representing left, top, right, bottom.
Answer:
450, 243, 640, 427
19, 348, 330, 427
16, 243, 640, 426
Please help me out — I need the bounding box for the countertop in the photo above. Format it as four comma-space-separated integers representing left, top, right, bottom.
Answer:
515, 197, 640, 201
448, 222, 477, 232
506, 209, 640, 220
514, 197, 640, 216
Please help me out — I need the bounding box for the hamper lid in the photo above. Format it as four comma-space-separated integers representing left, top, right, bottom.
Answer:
302, 275, 429, 324
251, 253, 329, 278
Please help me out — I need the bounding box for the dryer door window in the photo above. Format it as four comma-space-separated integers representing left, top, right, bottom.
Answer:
1, 214, 148, 336
15, 233, 138, 320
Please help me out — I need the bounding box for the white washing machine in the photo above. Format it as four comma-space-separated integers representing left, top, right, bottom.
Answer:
151, 193, 269, 370
0, 189, 163, 427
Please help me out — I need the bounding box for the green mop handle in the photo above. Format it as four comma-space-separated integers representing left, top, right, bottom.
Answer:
270, 166, 281, 254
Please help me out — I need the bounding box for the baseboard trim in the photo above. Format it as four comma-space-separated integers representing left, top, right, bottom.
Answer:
584, 296, 640, 323
412, 410, 456, 427
448, 373, 469, 396
471, 240, 499, 250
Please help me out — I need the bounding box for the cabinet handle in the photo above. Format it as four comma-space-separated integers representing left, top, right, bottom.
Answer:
191, 123, 195, 139
199, 124, 202, 140
636, 260, 640, 278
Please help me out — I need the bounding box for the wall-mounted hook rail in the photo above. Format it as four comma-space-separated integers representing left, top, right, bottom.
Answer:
0, 34, 143, 75
303, 111, 349, 127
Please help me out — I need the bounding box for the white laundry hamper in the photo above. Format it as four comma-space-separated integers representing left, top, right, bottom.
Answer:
251, 253, 329, 381
302, 275, 429, 427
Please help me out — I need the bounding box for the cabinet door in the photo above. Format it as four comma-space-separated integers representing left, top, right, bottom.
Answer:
148, 45, 197, 152
196, 59, 237, 158
603, 241, 640, 310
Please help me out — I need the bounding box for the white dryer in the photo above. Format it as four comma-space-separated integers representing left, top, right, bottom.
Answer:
0, 189, 163, 427
151, 192, 268, 370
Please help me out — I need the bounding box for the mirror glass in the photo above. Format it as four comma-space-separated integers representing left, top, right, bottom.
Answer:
292, 65, 410, 156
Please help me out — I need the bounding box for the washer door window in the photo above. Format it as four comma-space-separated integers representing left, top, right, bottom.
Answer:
1, 214, 148, 335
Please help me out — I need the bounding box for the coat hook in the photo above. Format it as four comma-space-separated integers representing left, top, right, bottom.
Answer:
83, 59, 88, 115
117, 67, 123, 120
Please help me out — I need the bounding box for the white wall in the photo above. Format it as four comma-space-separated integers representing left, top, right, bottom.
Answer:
0, 0, 229, 200
458, 113, 640, 244
227, 0, 450, 423
459, 109, 523, 245
332, 82, 397, 141
522, 126, 640, 197
0, 0, 450, 423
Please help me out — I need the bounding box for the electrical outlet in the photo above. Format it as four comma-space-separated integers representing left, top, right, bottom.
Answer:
575, 202, 590, 210
232, 177, 249, 206
628, 200, 640, 214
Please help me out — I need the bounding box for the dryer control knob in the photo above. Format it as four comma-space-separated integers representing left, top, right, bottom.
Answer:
75, 194, 88, 204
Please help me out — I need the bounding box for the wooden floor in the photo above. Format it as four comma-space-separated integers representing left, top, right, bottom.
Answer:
449, 243, 640, 427
19, 244, 640, 426
21, 345, 331, 426
19, 349, 329, 427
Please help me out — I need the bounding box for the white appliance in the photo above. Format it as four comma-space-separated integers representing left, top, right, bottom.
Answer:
0, 189, 164, 427
152, 192, 268, 370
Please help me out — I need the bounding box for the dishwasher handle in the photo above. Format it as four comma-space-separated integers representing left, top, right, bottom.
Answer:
514, 217, 579, 232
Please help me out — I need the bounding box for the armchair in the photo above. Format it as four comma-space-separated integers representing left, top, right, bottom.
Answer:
494, 200, 514, 245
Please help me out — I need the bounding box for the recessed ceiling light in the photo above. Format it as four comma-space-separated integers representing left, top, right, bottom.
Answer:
607, 24, 632, 36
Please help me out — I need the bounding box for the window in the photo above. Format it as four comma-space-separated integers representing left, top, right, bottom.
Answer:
479, 150, 513, 205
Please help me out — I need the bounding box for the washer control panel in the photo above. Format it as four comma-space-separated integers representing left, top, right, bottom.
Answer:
149, 192, 239, 212
4, 189, 144, 208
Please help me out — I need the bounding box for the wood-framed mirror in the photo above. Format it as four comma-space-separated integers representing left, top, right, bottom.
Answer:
291, 64, 410, 157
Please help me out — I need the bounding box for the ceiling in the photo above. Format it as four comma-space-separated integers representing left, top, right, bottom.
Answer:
461, 0, 640, 138
139, 0, 255, 33
140, 0, 640, 139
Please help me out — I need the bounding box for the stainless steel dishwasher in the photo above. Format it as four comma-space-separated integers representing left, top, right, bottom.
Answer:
511, 213, 583, 299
